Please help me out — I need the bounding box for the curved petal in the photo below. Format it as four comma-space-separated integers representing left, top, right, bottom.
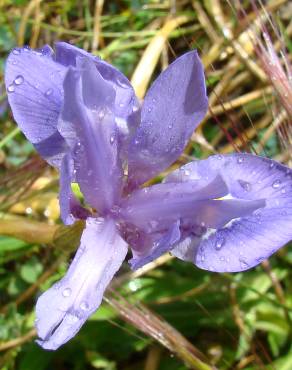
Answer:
35, 217, 128, 350
128, 50, 208, 188
58, 65, 123, 213
56, 42, 140, 159
169, 154, 292, 272
55, 42, 100, 67
129, 221, 181, 270
119, 174, 229, 231
5, 46, 68, 167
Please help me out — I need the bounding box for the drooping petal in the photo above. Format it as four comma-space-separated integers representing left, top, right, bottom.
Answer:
129, 221, 181, 270
169, 154, 292, 272
5, 46, 68, 167
58, 64, 123, 214
127, 50, 208, 188
36, 217, 128, 350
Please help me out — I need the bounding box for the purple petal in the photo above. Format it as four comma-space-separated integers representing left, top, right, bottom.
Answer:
127, 50, 208, 188
56, 42, 140, 160
119, 174, 228, 231
58, 64, 123, 214
55, 42, 100, 67
35, 217, 128, 350
5, 46, 68, 167
171, 154, 292, 272
129, 221, 180, 270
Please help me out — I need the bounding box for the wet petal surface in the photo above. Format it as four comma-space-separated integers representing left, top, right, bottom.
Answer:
5, 46, 67, 167
36, 217, 128, 350
58, 64, 123, 214
128, 50, 208, 188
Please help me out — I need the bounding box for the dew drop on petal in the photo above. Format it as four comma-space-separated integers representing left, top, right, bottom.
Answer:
12, 49, 20, 55
7, 84, 15, 93
45, 88, 53, 96
238, 179, 252, 192
239, 258, 249, 269
14, 75, 24, 85
215, 236, 225, 250
237, 157, 244, 164
110, 135, 115, 144
80, 301, 89, 311
62, 288, 72, 297
272, 179, 281, 189
184, 169, 190, 176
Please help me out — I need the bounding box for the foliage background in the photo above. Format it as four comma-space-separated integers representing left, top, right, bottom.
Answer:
0, 0, 291, 369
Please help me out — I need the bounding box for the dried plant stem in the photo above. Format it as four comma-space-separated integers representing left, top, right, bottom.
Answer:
206, 86, 273, 118
17, 0, 43, 46
91, 0, 104, 51
131, 15, 191, 98
0, 329, 36, 352
105, 292, 217, 370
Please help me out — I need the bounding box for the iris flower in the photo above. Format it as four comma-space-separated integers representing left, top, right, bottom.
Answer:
5, 43, 292, 350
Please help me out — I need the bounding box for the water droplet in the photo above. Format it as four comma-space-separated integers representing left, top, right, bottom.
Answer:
147, 107, 152, 113
272, 179, 281, 189
132, 105, 139, 112
168, 124, 173, 129
119, 102, 125, 108
7, 84, 15, 93
269, 162, 274, 169
116, 77, 129, 89
238, 179, 252, 192
12, 49, 20, 55
215, 237, 225, 250
110, 135, 115, 144
237, 157, 244, 164
217, 154, 223, 160
281, 188, 286, 194
68, 314, 79, 323
201, 254, 205, 262
62, 288, 72, 297
98, 110, 105, 119
80, 301, 89, 311
45, 88, 53, 96
220, 256, 225, 261
239, 258, 249, 269
134, 139, 140, 145
149, 220, 158, 229
23, 46, 30, 52
184, 169, 190, 176
14, 75, 24, 85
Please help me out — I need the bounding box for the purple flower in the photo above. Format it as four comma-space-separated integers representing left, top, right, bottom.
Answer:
5, 43, 292, 350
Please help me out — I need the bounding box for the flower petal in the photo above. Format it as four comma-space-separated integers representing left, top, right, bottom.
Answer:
56, 42, 140, 160
119, 174, 229, 231
55, 42, 100, 66
36, 217, 128, 350
129, 221, 180, 270
5, 46, 68, 167
58, 65, 123, 213
170, 154, 292, 272
128, 50, 208, 188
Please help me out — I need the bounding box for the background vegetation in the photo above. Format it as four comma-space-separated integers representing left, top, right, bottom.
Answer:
0, 0, 291, 369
